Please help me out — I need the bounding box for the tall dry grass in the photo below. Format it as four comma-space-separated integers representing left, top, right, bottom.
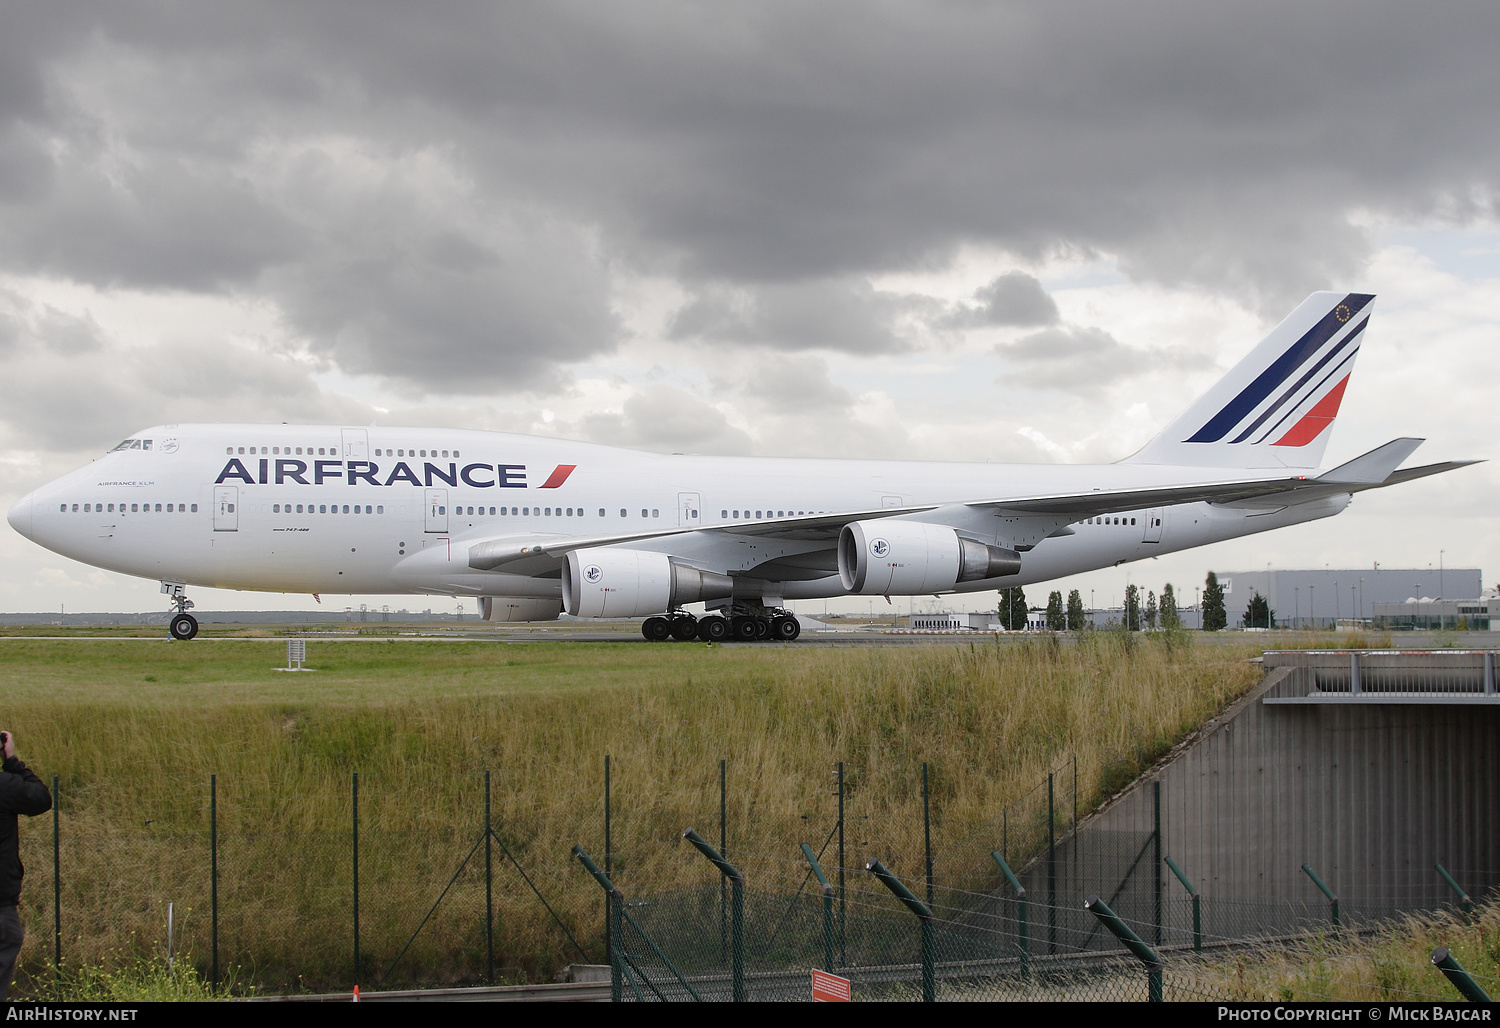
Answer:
4, 633, 1261, 993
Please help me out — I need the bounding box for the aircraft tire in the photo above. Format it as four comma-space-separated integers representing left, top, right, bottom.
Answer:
771, 615, 801, 641
642, 616, 672, 642
669, 616, 698, 641
753, 617, 771, 641
169, 613, 199, 641
731, 617, 759, 642
697, 615, 729, 642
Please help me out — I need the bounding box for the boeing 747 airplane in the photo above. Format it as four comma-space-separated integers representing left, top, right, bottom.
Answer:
6, 292, 1477, 642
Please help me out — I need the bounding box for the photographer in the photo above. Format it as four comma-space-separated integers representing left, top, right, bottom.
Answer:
0, 730, 52, 1001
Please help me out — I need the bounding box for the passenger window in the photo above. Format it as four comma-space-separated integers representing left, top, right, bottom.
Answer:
227, 504, 235, 513
273, 504, 280, 513
620, 509, 626, 517
191, 504, 198, 512
377, 506, 384, 513
599, 508, 605, 517
59, 503, 66, 512
1131, 517, 1136, 525
341, 505, 349, 514
238, 447, 244, 454
652, 509, 659, 518
131, 503, 138, 512
155, 504, 162, 512
226, 447, 233, 455
453, 450, 460, 458
442, 450, 449, 458
523, 507, 530, 515
722, 510, 728, 518
641, 509, 648, 518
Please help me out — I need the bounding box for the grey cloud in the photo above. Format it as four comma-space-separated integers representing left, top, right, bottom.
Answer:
668, 279, 923, 353
945, 271, 1060, 328
579, 385, 753, 455
996, 325, 1139, 391
2, 2, 1500, 394
0, 302, 371, 452
734, 354, 852, 414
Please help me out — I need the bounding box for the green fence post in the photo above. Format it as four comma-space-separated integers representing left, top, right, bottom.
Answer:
990, 851, 1027, 978
1432, 948, 1492, 1003
684, 828, 743, 1001
1085, 896, 1163, 1002
1301, 863, 1338, 931
719, 760, 727, 965
801, 843, 835, 973
1435, 864, 1473, 916
867, 859, 935, 1002
52, 775, 60, 976
352, 771, 360, 988
1164, 856, 1200, 952
574, 846, 701, 1002
210, 773, 219, 991
922, 763, 934, 909
574, 847, 623, 1002
837, 760, 846, 968
603, 753, 612, 986
1047, 771, 1056, 954
1153, 781, 1163, 947
484, 770, 494, 985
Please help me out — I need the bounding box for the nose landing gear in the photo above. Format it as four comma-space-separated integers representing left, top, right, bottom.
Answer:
163, 583, 199, 641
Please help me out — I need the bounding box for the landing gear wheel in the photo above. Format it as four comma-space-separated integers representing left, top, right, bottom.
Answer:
169, 613, 199, 641
771, 615, 801, 641
698, 615, 729, 642
753, 618, 771, 641
731, 617, 759, 642
642, 616, 672, 642
670, 616, 699, 641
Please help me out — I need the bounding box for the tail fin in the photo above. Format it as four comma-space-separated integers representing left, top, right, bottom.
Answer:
1124, 291, 1374, 469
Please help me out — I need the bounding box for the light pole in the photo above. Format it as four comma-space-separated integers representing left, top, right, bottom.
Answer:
1309, 584, 1315, 629
1359, 578, 1364, 623
1267, 564, 1273, 629
1334, 581, 1339, 626
1295, 586, 1300, 628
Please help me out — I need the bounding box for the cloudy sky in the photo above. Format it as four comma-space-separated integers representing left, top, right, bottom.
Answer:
2, 2, 1497, 616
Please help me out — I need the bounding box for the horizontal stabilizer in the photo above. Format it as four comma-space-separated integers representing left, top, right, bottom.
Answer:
1318, 438, 1424, 484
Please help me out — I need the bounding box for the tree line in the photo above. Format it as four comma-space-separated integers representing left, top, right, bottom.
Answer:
998, 570, 1246, 632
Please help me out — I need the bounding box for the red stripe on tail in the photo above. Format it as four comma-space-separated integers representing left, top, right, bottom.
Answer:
1272, 375, 1350, 447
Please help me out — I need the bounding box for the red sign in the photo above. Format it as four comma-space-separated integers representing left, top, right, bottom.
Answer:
812, 969, 852, 1002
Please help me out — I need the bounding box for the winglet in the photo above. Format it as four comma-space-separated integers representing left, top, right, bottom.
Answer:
1317, 438, 1424, 484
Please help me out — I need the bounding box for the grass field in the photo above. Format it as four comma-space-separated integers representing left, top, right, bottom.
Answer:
2, 631, 1268, 995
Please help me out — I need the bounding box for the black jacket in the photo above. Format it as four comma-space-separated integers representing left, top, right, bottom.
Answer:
0, 756, 52, 906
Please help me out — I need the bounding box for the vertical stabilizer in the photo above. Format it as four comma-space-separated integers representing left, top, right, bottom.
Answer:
1124, 291, 1374, 468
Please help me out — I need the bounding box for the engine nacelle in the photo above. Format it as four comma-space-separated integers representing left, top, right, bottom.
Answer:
478, 596, 564, 622
838, 520, 1021, 595
563, 548, 735, 618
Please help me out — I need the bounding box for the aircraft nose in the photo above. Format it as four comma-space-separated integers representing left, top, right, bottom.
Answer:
7, 492, 35, 541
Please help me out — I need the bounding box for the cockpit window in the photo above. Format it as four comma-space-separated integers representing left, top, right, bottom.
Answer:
108, 439, 152, 452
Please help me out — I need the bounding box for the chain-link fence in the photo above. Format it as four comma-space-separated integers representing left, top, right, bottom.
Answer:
12, 755, 1498, 1001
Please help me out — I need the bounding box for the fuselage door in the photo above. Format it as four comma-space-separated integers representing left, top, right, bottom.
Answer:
1143, 508, 1164, 543
341, 429, 369, 460
425, 489, 448, 533
214, 486, 239, 532
678, 492, 701, 527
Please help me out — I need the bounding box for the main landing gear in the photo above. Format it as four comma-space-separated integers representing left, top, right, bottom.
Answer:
641, 605, 801, 643
163, 583, 199, 641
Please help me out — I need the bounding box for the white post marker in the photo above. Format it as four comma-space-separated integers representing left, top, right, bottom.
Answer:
812, 969, 851, 1002
274, 638, 313, 672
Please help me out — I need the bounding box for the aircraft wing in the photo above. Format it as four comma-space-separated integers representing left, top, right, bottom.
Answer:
466, 439, 1479, 574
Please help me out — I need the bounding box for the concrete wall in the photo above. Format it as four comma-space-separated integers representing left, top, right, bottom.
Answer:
1014, 654, 1500, 946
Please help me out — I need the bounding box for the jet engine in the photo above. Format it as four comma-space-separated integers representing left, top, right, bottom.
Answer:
563, 548, 735, 618
478, 596, 564, 622
838, 520, 1021, 595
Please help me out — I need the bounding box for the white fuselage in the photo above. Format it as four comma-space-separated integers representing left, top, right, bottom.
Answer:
8, 423, 1350, 604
